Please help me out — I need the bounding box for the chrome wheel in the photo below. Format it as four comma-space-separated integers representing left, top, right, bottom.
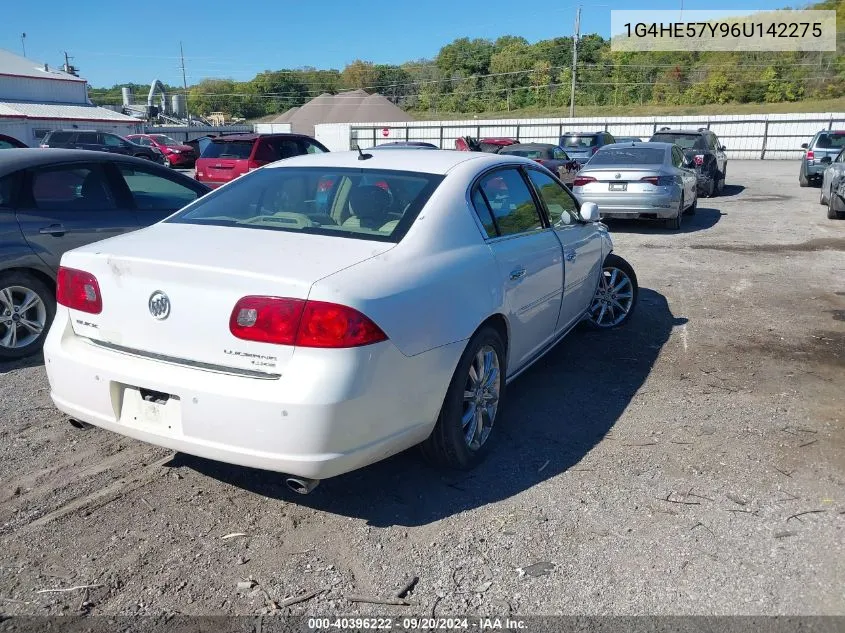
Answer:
461, 345, 501, 451
0, 285, 47, 350
589, 266, 634, 328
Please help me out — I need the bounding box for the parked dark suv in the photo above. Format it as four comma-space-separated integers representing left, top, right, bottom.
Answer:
40, 130, 163, 163
0, 149, 209, 359
559, 131, 616, 167
649, 128, 728, 197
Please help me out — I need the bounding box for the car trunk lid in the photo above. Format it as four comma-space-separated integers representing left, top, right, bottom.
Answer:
61, 223, 393, 376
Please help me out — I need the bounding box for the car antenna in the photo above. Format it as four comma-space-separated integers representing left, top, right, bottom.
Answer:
355, 145, 372, 161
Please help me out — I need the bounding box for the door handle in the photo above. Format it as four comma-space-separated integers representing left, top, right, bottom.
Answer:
509, 267, 527, 281
38, 224, 66, 236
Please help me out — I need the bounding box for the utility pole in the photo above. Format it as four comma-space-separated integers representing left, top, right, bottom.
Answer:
180, 42, 190, 124
569, 7, 580, 118
20, 33, 26, 58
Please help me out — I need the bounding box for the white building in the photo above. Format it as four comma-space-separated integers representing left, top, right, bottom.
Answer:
0, 49, 141, 147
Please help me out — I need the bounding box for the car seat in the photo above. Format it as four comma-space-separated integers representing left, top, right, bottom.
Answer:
342, 185, 392, 230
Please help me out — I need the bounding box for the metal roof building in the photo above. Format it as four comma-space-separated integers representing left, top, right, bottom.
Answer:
0, 48, 141, 147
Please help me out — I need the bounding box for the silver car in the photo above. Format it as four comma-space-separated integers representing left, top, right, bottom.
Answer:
571, 142, 698, 230
819, 148, 845, 207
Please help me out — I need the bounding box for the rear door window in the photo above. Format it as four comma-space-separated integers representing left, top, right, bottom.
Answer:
266, 138, 303, 161
76, 132, 98, 145
29, 165, 116, 211
476, 169, 544, 237
302, 139, 327, 154
102, 134, 123, 147
45, 131, 73, 145
526, 169, 579, 227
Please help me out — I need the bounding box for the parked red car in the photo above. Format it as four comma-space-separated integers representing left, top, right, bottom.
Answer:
194, 133, 328, 188
455, 137, 518, 153
126, 134, 196, 168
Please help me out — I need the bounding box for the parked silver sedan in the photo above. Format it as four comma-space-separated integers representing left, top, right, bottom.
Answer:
571, 142, 698, 230
819, 148, 845, 207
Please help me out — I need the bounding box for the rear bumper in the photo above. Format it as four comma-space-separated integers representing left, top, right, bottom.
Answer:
805, 162, 826, 178
166, 153, 195, 166
575, 189, 681, 219
43, 309, 463, 480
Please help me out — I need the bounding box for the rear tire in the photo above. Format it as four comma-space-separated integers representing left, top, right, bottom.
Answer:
684, 193, 697, 216
421, 326, 506, 470
0, 271, 55, 360
716, 166, 726, 194
799, 164, 809, 187
820, 187, 828, 206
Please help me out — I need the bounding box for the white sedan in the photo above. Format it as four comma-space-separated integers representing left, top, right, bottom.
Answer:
43, 149, 638, 493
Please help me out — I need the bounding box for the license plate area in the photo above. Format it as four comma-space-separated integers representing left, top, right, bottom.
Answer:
114, 383, 182, 431
609, 182, 627, 191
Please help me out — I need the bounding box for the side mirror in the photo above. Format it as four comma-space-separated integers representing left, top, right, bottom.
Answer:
820, 156, 832, 165
801, 143, 809, 149
581, 201, 600, 222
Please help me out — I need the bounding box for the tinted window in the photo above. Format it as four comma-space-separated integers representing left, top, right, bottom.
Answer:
470, 188, 497, 237
650, 133, 705, 150
169, 167, 443, 243
561, 135, 599, 149
102, 134, 123, 147
0, 140, 16, 150
150, 135, 180, 146
133, 136, 151, 146
816, 133, 845, 149
499, 147, 550, 159
31, 165, 115, 211
526, 170, 579, 227
672, 147, 684, 168
255, 138, 301, 162
45, 131, 73, 144
477, 169, 542, 236
0, 174, 19, 207
553, 148, 569, 160
589, 147, 666, 165
76, 132, 98, 144
117, 166, 201, 212
202, 140, 254, 159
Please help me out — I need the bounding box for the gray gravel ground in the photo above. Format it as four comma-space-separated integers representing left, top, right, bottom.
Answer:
0, 160, 842, 617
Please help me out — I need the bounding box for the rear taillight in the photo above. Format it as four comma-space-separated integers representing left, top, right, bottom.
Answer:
229, 297, 387, 348
693, 154, 705, 166
806, 150, 814, 160
573, 176, 597, 187
56, 267, 102, 314
640, 176, 675, 186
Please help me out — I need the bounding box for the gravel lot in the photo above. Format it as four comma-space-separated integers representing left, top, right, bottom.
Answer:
0, 160, 842, 617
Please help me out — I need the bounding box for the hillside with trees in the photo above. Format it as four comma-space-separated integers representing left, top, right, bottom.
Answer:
88, 0, 844, 119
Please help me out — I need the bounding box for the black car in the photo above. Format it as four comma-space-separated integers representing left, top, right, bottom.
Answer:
0, 149, 210, 359
40, 130, 164, 163
648, 128, 728, 197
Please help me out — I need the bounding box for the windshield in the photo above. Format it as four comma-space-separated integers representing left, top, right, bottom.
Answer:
561, 135, 598, 149
150, 135, 181, 147
589, 147, 666, 165
201, 140, 255, 159
815, 133, 845, 149
499, 147, 549, 159
168, 167, 444, 243
651, 133, 705, 150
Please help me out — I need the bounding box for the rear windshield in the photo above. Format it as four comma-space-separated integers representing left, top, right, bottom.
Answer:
201, 140, 255, 159
561, 135, 598, 149
650, 133, 705, 150
499, 147, 549, 159
168, 167, 444, 243
815, 133, 845, 149
589, 147, 666, 165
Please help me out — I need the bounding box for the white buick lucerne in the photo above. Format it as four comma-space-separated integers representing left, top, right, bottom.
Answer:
43, 149, 638, 493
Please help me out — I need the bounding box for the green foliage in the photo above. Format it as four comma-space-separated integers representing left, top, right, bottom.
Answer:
88, 0, 845, 119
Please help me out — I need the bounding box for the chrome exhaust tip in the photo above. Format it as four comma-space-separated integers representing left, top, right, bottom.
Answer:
68, 418, 92, 430
285, 476, 320, 495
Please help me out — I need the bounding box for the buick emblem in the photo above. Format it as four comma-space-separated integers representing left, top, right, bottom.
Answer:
614, 173, 622, 179
148, 291, 171, 320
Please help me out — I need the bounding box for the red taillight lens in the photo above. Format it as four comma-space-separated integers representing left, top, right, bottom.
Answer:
573, 176, 597, 187
229, 297, 387, 348
56, 267, 102, 314
229, 297, 305, 345
806, 150, 815, 160
693, 154, 705, 166
640, 176, 674, 186
640, 176, 659, 185
534, 159, 547, 164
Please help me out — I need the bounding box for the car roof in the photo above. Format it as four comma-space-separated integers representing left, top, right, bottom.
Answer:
0, 148, 169, 173
265, 149, 528, 175
653, 129, 707, 135
501, 143, 555, 150
209, 133, 311, 142
603, 141, 671, 149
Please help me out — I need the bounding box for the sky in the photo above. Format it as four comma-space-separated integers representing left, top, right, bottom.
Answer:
3, 0, 791, 87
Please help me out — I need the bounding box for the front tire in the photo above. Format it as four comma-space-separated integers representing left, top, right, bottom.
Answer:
421, 326, 506, 470
829, 194, 844, 220
587, 254, 638, 329
0, 272, 55, 360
